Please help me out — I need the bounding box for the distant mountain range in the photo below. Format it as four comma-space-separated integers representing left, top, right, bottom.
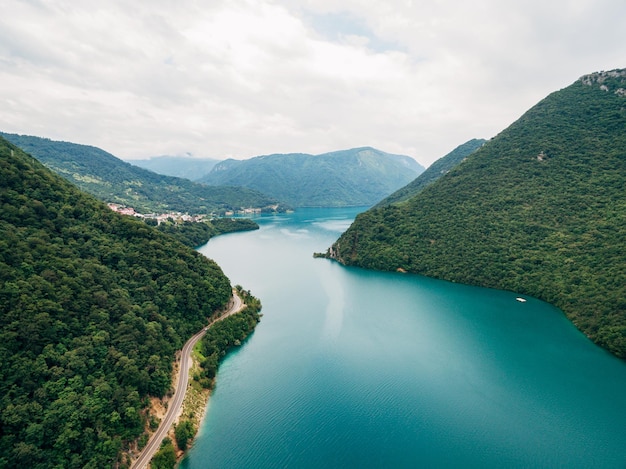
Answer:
0, 133, 280, 215
327, 69, 626, 359
127, 155, 221, 181
375, 139, 486, 207
3, 134, 426, 209
199, 147, 425, 207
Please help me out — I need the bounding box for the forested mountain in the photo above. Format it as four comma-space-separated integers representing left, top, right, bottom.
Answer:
327, 69, 626, 358
126, 155, 221, 181
199, 147, 424, 207
0, 136, 234, 467
0, 133, 280, 215
375, 139, 486, 207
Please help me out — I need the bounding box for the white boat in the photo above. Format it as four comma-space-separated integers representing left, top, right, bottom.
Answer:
516, 297, 527, 303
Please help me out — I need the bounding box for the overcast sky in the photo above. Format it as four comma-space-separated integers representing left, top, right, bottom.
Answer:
1, 0, 624, 166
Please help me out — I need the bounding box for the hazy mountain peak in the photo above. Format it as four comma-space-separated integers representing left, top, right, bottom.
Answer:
200, 147, 424, 207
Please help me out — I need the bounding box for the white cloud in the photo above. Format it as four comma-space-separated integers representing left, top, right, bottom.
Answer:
0, 0, 624, 166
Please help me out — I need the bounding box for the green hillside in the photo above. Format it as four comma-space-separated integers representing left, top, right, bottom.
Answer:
0, 136, 233, 467
0, 133, 280, 215
328, 70, 626, 358
199, 147, 424, 207
376, 139, 485, 207
126, 155, 221, 181
154, 217, 259, 248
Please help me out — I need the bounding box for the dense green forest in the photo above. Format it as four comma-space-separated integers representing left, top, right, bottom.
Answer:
0, 137, 235, 467
329, 70, 626, 358
196, 287, 261, 388
199, 147, 424, 207
0, 133, 281, 215
375, 139, 485, 207
153, 218, 259, 248
127, 155, 221, 181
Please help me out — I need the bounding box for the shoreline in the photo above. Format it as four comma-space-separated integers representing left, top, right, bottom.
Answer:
171, 343, 213, 465
175, 324, 259, 466
129, 291, 246, 468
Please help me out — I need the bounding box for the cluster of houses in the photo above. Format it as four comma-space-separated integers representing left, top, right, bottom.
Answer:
223, 208, 263, 216
108, 203, 266, 224
107, 203, 207, 225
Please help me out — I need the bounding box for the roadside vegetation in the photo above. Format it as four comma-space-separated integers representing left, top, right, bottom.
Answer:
151, 287, 262, 468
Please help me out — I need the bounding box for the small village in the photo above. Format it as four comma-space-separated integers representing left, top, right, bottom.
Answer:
107, 203, 262, 224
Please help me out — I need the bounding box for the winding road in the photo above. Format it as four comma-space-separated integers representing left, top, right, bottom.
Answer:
132, 291, 245, 469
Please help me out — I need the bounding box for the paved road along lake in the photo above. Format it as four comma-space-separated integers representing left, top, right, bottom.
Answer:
182, 207, 626, 468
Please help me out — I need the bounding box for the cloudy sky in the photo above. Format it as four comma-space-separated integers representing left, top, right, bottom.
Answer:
1, 0, 624, 166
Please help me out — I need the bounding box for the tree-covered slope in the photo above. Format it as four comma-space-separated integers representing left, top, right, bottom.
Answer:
376, 139, 485, 207
0, 136, 233, 467
199, 147, 425, 207
329, 69, 626, 358
154, 217, 259, 248
126, 155, 221, 181
0, 133, 279, 215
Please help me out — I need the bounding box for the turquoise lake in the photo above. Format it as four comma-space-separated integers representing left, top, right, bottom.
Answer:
183, 207, 626, 468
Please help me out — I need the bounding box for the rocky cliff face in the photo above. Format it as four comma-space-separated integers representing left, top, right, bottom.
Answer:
579, 68, 626, 95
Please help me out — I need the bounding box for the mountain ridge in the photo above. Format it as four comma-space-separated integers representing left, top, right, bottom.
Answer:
199, 146, 425, 207
375, 139, 486, 207
0, 132, 280, 215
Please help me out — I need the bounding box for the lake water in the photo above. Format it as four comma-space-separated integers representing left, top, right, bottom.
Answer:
183, 207, 626, 468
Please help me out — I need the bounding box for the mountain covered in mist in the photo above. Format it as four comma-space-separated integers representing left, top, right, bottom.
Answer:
199, 147, 425, 207
1, 133, 280, 214
126, 155, 221, 181
327, 69, 626, 358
